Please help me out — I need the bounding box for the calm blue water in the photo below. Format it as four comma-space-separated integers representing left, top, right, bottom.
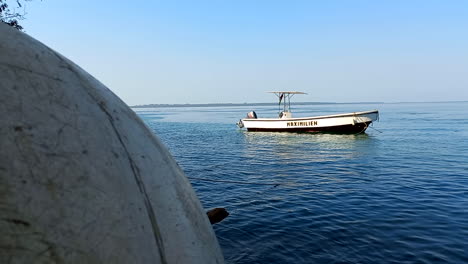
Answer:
135, 102, 468, 264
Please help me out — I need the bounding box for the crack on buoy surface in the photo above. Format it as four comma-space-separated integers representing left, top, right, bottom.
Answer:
0, 62, 63, 82
55, 55, 168, 264
96, 100, 168, 264
3, 218, 31, 227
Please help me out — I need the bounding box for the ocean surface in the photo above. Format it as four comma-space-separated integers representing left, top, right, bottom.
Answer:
134, 102, 468, 264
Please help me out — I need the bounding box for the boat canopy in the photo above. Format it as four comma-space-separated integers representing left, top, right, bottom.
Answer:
267, 91, 307, 95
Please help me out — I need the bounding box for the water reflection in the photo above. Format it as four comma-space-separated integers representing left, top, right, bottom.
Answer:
243, 131, 370, 145
241, 131, 375, 163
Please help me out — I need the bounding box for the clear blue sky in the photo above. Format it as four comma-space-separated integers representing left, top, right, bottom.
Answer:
20, 0, 468, 105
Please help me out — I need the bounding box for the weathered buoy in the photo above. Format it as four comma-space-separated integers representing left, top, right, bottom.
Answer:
0, 23, 224, 263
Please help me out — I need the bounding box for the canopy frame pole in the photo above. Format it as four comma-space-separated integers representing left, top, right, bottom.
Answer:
268, 91, 307, 116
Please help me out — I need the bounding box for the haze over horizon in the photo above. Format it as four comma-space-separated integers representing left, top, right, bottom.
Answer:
21, 0, 468, 105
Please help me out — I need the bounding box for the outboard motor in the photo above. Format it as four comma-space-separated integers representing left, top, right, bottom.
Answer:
246, 111, 257, 119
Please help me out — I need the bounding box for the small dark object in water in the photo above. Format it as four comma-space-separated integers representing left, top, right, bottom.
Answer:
207, 208, 229, 224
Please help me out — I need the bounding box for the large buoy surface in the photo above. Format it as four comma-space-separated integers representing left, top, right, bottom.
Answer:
0, 23, 224, 263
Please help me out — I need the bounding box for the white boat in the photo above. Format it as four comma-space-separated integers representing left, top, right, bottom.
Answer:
237, 91, 379, 133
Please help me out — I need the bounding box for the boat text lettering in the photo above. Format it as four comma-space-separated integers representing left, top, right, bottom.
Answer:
287, 120, 318, 127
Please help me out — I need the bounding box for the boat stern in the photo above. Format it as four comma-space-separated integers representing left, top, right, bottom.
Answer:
236, 119, 244, 128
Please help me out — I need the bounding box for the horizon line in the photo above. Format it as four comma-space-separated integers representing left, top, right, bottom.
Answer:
131, 100, 468, 108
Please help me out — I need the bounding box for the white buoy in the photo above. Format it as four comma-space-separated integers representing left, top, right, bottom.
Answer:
0, 23, 224, 263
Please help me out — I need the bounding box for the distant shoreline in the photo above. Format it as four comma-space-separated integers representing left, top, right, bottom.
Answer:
131, 102, 385, 108
131, 101, 467, 108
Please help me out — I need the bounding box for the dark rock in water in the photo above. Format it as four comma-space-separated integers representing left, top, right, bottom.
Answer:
0, 23, 224, 263
207, 208, 230, 224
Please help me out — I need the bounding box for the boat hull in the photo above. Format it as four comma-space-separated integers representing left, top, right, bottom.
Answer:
246, 121, 372, 133
239, 110, 378, 134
